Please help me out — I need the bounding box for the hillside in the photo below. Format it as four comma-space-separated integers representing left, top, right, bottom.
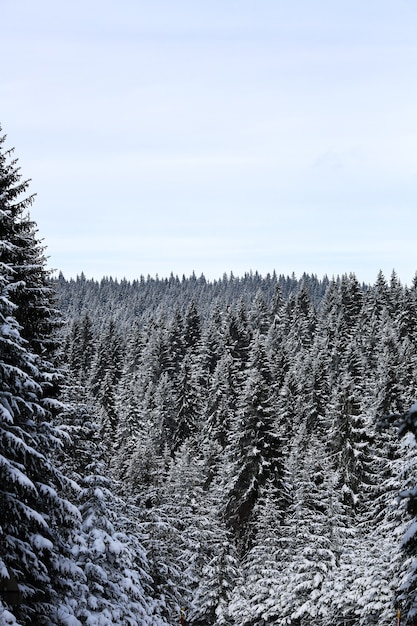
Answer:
53, 269, 417, 625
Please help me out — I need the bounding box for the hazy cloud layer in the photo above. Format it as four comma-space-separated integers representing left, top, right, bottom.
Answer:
2, 0, 417, 283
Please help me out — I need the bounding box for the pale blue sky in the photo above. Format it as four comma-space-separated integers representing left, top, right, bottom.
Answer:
2, 0, 417, 284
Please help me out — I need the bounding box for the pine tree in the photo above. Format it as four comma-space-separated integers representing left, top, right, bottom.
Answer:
184, 300, 201, 352
285, 281, 317, 351
89, 319, 123, 398
66, 313, 95, 387
190, 527, 239, 626
172, 354, 201, 453
0, 128, 80, 624
57, 386, 166, 625
383, 403, 417, 624
223, 332, 287, 553
283, 414, 344, 625
238, 479, 295, 625
249, 289, 270, 335
201, 304, 226, 375
223, 301, 251, 372
203, 351, 239, 450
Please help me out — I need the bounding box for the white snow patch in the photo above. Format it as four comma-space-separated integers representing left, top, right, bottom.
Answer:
31, 533, 53, 552
402, 520, 417, 545
56, 606, 83, 626
408, 400, 417, 414
0, 604, 20, 625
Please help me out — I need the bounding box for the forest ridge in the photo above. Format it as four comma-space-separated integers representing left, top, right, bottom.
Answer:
2, 128, 417, 625
55, 269, 417, 626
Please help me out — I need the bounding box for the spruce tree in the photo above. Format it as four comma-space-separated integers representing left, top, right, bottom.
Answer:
0, 128, 80, 624
384, 403, 417, 624
223, 332, 287, 553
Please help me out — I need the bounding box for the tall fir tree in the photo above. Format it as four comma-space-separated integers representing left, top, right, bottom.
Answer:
0, 128, 80, 624
223, 332, 287, 553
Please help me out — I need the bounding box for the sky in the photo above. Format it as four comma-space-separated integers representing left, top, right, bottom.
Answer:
1, 0, 417, 285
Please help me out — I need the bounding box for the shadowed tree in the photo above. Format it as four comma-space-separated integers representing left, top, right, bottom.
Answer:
0, 128, 81, 624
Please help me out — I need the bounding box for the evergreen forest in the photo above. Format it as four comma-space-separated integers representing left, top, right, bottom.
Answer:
2, 129, 417, 626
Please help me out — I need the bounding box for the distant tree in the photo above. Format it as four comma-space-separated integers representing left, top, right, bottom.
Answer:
184, 300, 201, 351
172, 354, 201, 452
326, 347, 370, 514
89, 319, 123, 447
96, 368, 119, 449
201, 304, 226, 375
89, 319, 123, 398
373, 312, 411, 416
400, 277, 417, 342
66, 313, 95, 387
249, 289, 270, 335
203, 351, 239, 450
223, 300, 251, 371
139, 319, 171, 384
223, 332, 287, 553
339, 272, 364, 329
111, 370, 142, 481
151, 372, 178, 452
287, 431, 343, 625
237, 478, 295, 626
167, 309, 186, 374
285, 281, 316, 351
142, 444, 211, 623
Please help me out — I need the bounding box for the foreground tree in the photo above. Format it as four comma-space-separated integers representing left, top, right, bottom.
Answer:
0, 129, 82, 624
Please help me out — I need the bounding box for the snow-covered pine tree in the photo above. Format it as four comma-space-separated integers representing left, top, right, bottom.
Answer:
190, 526, 239, 626
223, 300, 251, 373
234, 478, 294, 626
223, 331, 287, 554
383, 403, 417, 625
0, 128, 81, 624
172, 354, 202, 453
203, 351, 239, 451
66, 313, 96, 388
89, 319, 123, 449
249, 290, 270, 336
57, 376, 167, 624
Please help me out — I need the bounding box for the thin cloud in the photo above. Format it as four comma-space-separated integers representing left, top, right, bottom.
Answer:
1, 0, 417, 285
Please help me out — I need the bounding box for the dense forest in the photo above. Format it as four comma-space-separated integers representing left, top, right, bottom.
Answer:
2, 130, 417, 626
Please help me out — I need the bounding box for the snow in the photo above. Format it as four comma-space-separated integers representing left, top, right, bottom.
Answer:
0, 605, 21, 625
17, 501, 48, 528
91, 534, 107, 554
408, 401, 417, 415
108, 538, 125, 556
38, 483, 58, 499
1, 457, 37, 494
55, 606, 83, 626
93, 487, 104, 500
31, 533, 53, 553
402, 521, 417, 545
0, 403, 13, 423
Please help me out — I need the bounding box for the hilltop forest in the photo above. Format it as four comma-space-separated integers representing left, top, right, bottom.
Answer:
2, 130, 417, 626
